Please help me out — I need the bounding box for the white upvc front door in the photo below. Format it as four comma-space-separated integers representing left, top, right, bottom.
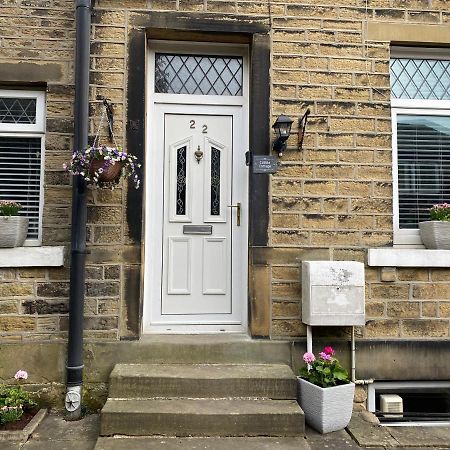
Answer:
162, 112, 233, 316
143, 43, 249, 334
144, 103, 248, 333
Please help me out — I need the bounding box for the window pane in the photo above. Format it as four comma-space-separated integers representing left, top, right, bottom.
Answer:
390, 58, 450, 100
176, 146, 187, 215
397, 115, 450, 229
211, 147, 221, 216
0, 97, 37, 124
0, 137, 41, 239
155, 54, 243, 96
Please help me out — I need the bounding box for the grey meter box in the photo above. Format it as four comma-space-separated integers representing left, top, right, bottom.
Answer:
302, 261, 365, 326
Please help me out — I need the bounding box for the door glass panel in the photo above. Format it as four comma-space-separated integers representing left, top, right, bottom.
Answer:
155, 54, 243, 96
176, 146, 187, 215
211, 147, 221, 216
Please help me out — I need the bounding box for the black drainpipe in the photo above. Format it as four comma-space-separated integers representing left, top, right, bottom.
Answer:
65, 0, 91, 420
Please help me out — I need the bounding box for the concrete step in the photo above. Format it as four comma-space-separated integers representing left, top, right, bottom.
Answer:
108, 364, 297, 399
100, 398, 304, 437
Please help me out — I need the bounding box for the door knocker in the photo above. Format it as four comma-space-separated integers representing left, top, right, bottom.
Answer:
194, 145, 203, 164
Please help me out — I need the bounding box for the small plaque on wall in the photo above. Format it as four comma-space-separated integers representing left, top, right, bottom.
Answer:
252, 155, 278, 174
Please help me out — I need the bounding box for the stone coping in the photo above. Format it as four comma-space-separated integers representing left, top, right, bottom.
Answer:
0, 408, 47, 442
0, 246, 65, 268
368, 248, 450, 267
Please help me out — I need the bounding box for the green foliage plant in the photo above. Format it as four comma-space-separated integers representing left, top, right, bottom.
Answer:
429, 203, 450, 221
0, 370, 36, 425
300, 346, 351, 388
0, 201, 22, 217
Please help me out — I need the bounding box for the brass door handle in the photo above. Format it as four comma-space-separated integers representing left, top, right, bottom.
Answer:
227, 202, 241, 226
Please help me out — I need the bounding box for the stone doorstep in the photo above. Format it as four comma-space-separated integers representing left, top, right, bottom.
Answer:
100, 398, 305, 437
0, 409, 48, 442
108, 363, 298, 399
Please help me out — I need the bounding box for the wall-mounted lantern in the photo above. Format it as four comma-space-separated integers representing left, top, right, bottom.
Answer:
272, 114, 293, 157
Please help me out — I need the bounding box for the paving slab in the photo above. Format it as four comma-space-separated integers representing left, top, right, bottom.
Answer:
94, 436, 311, 450
23, 439, 96, 450
0, 442, 22, 450
29, 413, 99, 441
347, 412, 401, 447
21, 412, 99, 450
305, 425, 376, 450
386, 426, 450, 448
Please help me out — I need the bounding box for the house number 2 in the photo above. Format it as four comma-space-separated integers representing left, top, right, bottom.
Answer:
189, 120, 208, 133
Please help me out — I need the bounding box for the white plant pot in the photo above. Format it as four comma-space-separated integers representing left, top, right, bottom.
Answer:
419, 221, 450, 250
0, 216, 28, 248
297, 378, 355, 434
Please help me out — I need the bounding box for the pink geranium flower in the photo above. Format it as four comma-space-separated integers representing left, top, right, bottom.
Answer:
303, 352, 316, 364
319, 351, 332, 361
14, 370, 28, 380
323, 346, 335, 356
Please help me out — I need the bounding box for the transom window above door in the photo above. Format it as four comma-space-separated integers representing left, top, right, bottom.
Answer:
154, 53, 243, 96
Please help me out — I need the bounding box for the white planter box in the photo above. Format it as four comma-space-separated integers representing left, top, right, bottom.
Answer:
419, 221, 450, 250
0, 216, 28, 248
297, 378, 355, 434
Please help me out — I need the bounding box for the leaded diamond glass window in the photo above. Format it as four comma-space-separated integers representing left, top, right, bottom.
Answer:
0, 97, 37, 124
211, 148, 221, 216
176, 146, 187, 215
390, 58, 450, 100
155, 53, 243, 96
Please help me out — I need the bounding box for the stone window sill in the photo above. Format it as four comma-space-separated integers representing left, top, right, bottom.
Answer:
0, 246, 65, 268
368, 248, 450, 268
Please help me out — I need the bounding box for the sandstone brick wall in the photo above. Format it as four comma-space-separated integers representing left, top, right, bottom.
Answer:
0, 0, 449, 342
268, 0, 450, 339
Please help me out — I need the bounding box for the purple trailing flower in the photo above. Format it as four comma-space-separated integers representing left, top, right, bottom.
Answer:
64, 145, 141, 189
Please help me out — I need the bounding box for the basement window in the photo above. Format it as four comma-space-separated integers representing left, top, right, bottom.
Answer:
0, 89, 46, 245
368, 381, 450, 426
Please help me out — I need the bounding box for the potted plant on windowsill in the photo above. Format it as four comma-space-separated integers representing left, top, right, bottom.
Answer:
0, 201, 28, 248
419, 203, 450, 249
64, 145, 141, 189
298, 346, 354, 434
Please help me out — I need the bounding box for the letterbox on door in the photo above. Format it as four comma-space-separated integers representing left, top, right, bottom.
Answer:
302, 261, 365, 326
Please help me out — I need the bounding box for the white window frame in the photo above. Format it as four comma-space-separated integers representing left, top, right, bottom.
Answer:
391, 47, 450, 246
0, 89, 46, 246
392, 101, 450, 246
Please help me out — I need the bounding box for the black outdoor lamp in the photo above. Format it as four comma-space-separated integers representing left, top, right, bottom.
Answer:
272, 114, 294, 157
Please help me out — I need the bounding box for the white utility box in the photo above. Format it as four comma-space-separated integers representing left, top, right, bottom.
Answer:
302, 261, 365, 326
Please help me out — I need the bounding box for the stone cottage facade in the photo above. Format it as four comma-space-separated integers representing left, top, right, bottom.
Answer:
0, 0, 449, 407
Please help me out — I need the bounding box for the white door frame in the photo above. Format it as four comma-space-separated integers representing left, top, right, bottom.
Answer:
142, 41, 249, 334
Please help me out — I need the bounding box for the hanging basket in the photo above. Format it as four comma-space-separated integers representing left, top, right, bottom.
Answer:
89, 157, 122, 183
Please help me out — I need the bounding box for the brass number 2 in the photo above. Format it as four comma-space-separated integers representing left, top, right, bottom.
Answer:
189, 121, 207, 133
